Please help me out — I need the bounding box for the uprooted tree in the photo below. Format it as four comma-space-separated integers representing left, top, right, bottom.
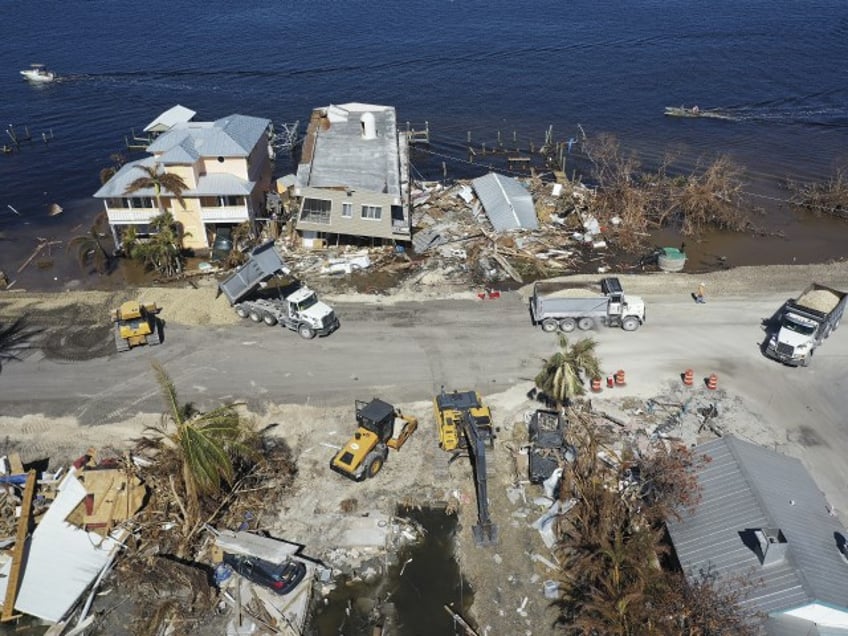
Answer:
107, 361, 298, 633
578, 133, 753, 252
787, 163, 848, 220
551, 412, 760, 635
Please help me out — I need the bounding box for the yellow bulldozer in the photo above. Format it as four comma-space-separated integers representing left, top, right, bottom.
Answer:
111, 300, 162, 352
330, 398, 418, 481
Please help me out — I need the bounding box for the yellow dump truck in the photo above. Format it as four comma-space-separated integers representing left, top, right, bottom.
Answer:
111, 300, 162, 352
330, 398, 417, 481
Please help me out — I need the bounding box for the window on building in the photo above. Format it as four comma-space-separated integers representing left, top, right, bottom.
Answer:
361, 205, 382, 220
200, 195, 244, 208
129, 197, 153, 209
342, 202, 352, 218
300, 198, 332, 224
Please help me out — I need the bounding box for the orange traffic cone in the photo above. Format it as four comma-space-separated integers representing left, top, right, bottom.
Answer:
707, 373, 718, 390
614, 369, 626, 386
683, 369, 694, 386
591, 377, 602, 393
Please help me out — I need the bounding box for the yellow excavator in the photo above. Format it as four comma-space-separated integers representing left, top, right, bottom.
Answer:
433, 387, 498, 546
432, 388, 494, 451
111, 300, 162, 352
330, 398, 418, 481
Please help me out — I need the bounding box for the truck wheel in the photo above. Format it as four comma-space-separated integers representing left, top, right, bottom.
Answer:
801, 351, 813, 367
364, 451, 385, 479
559, 318, 576, 332
577, 317, 595, 331
249, 310, 262, 323
298, 324, 316, 339
541, 318, 558, 333
263, 313, 278, 326
622, 317, 640, 332
235, 306, 249, 319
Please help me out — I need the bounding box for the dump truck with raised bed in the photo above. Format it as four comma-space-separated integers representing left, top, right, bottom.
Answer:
765, 282, 847, 367
330, 398, 418, 481
217, 241, 339, 339
530, 277, 645, 333
111, 300, 161, 352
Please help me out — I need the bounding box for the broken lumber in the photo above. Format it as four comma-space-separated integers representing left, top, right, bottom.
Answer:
443, 604, 479, 636
1, 470, 37, 621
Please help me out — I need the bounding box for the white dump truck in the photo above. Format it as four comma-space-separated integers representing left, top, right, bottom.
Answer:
218, 241, 339, 339
765, 282, 847, 367
530, 277, 646, 333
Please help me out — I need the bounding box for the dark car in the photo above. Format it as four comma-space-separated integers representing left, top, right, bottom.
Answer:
222, 552, 307, 595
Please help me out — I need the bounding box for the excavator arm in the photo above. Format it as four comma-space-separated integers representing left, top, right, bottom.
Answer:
460, 411, 498, 546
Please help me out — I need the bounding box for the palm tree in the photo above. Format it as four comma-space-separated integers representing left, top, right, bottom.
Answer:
124, 163, 188, 213
0, 318, 38, 373
68, 212, 112, 275
144, 361, 255, 529
534, 334, 602, 406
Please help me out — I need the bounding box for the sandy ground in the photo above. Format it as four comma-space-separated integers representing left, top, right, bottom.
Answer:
2, 259, 848, 635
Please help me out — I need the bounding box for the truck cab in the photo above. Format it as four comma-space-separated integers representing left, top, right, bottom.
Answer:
285, 286, 337, 338
601, 277, 645, 329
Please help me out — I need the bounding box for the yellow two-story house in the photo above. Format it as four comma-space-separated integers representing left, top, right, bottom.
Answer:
94, 112, 273, 252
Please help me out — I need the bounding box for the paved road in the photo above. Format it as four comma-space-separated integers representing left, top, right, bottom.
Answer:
4, 290, 848, 511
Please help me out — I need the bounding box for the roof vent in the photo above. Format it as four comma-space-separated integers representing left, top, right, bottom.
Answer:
360, 112, 377, 140
754, 527, 788, 567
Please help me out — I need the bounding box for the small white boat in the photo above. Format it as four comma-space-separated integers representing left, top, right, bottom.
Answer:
664, 105, 734, 121
20, 63, 56, 83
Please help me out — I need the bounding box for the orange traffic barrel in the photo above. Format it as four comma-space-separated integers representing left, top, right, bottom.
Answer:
683, 369, 694, 386
591, 377, 602, 393
607, 375, 615, 388
614, 369, 626, 386
707, 373, 718, 390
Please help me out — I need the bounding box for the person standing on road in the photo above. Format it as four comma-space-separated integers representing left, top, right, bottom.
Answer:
695, 282, 707, 304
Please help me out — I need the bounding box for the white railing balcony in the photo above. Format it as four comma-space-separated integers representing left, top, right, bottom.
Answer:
200, 206, 250, 223
106, 208, 159, 223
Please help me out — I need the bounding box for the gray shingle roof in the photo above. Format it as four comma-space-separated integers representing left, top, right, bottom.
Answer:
471, 172, 538, 232
667, 436, 848, 616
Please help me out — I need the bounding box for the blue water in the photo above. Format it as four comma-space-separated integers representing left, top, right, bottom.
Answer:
2, 0, 848, 289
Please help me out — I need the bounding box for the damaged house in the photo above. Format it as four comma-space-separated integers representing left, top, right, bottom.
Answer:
293, 103, 412, 247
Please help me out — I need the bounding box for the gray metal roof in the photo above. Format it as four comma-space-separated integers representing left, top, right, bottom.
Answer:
143, 104, 196, 133
297, 103, 401, 196
93, 158, 252, 198
471, 172, 538, 232
147, 113, 270, 160
667, 436, 848, 616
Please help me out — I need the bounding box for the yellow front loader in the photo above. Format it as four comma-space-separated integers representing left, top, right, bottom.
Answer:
330, 398, 417, 481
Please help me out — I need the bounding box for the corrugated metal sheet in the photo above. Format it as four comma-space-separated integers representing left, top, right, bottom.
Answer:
667, 436, 848, 617
471, 172, 538, 232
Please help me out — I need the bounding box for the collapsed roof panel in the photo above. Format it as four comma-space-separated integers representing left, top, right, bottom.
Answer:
472, 172, 538, 232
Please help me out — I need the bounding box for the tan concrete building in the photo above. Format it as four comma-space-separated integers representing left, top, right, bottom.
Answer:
294, 103, 412, 245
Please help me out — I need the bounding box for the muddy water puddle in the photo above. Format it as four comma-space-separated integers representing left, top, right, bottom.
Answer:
310, 505, 474, 636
